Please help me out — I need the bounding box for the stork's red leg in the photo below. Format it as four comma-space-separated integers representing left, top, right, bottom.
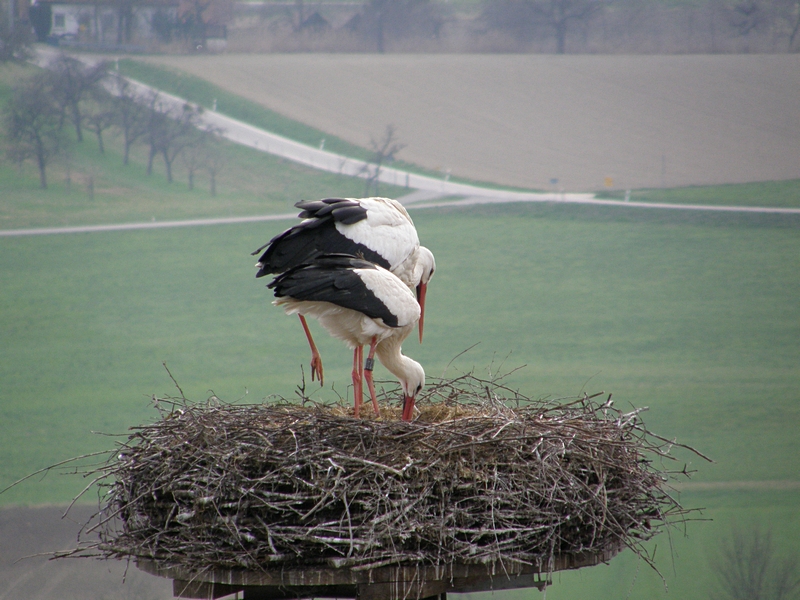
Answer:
352, 345, 363, 418
299, 315, 323, 385
364, 336, 380, 417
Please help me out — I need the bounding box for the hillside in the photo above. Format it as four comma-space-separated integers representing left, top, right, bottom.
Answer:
142, 53, 800, 192
1, 55, 798, 600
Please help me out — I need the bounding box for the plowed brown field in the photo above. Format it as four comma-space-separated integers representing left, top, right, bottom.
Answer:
143, 54, 800, 191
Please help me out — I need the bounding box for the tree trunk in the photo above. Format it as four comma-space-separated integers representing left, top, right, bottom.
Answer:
117, 11, 124, 44
71, 102, 83, 142
117, 3, 132, 43
555, 20, 567, 53
162, 149, 173, 183
147, 146, 156, 175
376, 10, 385, 53
96, 130, 104, 154
36, 145, 47, 189
790, 7, 800, 51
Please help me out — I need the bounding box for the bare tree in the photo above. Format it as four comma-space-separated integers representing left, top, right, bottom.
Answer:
144, 93, 204, 183
293, 0, 305, 31
28, 3, 52, 43
181, 136, 205, 191
772, 0, 800, 50
49, 54, 108, 142
727, 0, 770, 37
180, 128, 224, 192
721, 0, 800, 51
144, 94, 167, 177
482, 0, 605, 53
110, 75, 149, 166
360, 124, 405, 196
711, 526, 800, 600
354, 0, 443, 52
3, 73, 68, 189
205, 138, 225, 196
114, 0, 137, 43
0, 8, 33, 62
84, 89, 117, 154
176, 0, 212, 49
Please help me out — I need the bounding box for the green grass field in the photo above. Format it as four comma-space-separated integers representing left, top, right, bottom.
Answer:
0, 63, 408, 230
597, 179, 800, 209
1, 61, 799, 599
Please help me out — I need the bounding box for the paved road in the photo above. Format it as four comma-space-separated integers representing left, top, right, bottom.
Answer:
0, 212, 299, 237
4, 190, 799, 238
30, 46, 596, 201
118, 73, 596, 203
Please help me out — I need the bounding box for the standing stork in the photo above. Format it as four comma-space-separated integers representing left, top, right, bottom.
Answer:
253, 197, 435, 385
268, 254, 425, 421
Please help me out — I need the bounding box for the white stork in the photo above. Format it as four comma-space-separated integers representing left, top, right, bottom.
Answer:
252, 197, 435, 386
268, 254, 425, 421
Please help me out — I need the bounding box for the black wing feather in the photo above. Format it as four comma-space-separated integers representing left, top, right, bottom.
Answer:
331, 205, 369, 224
269, 254, 398, 327
252, 198, 389, 277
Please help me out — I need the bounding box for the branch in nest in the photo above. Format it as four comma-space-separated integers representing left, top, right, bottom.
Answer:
40, 374, 708, 580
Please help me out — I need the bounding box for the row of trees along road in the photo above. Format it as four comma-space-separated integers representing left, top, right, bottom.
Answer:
2, 54, 225, 192
276, 0, 800, 54
480, 0, 800, 54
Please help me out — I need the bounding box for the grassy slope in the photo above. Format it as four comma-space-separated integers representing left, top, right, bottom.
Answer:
0, 64, 406, 230
598, 179, 800, 209
126, 56, 591, 194
120, 58, 544, 191
117, 59, 373, 162
1, 61, 799, 600
119, 59, 800, 203
0, 124, 406, 229
118, 59, 468, 186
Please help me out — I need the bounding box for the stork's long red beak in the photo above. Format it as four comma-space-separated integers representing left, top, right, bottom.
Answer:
402, 394, 416, 422
416, 281, 427, 343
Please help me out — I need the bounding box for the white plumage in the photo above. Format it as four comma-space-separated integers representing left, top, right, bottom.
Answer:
269, 255, 425, 421
254, 197, 435, 386
332, 197, 421, 274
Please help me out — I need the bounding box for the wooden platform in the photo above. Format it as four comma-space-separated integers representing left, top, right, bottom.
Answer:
137, 546, 621, 600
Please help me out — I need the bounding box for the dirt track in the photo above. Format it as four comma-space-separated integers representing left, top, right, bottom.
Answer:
143, 54, 800, 192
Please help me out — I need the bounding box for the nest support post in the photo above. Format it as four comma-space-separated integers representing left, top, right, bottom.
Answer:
141, 554, 616, 600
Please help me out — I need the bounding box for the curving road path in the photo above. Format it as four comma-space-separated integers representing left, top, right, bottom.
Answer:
5, 47, 797, 241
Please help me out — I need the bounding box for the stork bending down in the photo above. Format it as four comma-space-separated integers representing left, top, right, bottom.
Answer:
253, 197, 435, 385
268, 254, 425, 421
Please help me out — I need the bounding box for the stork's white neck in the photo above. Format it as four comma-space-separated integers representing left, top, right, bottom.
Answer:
375, 334, 425, 396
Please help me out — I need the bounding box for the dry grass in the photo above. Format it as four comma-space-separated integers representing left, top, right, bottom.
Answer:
55, 372, 705, 578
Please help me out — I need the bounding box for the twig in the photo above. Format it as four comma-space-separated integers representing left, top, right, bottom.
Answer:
47, 374, 704, 579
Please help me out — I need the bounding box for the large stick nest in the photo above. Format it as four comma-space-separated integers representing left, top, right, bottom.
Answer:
68, 373, 701, 575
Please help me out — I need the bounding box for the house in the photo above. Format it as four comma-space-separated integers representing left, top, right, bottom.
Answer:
29, 0, 179, 45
